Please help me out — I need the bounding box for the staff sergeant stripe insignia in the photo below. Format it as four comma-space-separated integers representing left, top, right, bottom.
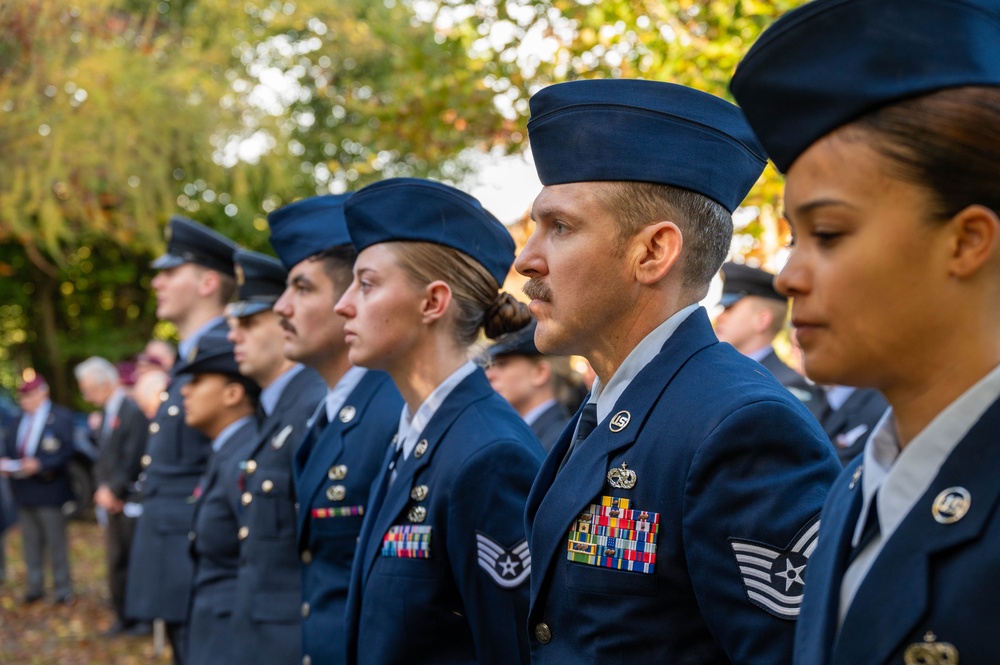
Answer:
729, 514, 821, 620
476, 533, 531, 588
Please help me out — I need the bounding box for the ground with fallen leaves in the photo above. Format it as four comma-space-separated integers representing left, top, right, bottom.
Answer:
1, 519, 173, 665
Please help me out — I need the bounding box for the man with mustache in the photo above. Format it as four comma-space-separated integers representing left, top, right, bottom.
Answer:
268, 195, 402, 665
515, 79, 842, 664
225, 249, 326, 665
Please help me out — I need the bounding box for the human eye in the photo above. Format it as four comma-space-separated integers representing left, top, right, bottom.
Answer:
811, 229, 844, 247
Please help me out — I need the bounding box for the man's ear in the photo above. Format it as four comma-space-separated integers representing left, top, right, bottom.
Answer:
633, 221, 683, 285
946, 204, 1000, 279
197, 268, 222, 298
421, 280, 453, 324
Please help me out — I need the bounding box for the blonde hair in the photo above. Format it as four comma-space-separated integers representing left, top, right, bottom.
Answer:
386, 241, 531, 346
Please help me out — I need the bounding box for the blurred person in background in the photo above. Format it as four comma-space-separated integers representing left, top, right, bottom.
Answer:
484, 318, 573, 451
0, 374, 75, 604
75, 357, 150, 636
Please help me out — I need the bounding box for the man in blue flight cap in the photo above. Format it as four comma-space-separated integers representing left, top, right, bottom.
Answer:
514, 79, 842, 664
127, 215, 237, 665
715, 261, 826, 413
268, 195, 402, 665
225, 249, 326, 665
484, 319, 573, 452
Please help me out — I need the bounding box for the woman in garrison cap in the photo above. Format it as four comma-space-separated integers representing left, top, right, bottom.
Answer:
731, 1, 1000, 663
334, 178, 544, 665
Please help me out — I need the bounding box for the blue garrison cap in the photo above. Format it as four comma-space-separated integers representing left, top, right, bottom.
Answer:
343, 178, 515, 286
487, 318, 541, 359
174, 330, 241, 379
526, 79, 767, 213
730, 0, 1000, 173
719, 262, 784, 308
267, 194, 353, 270
227, 249, 288, 318
151, 216, 237, 277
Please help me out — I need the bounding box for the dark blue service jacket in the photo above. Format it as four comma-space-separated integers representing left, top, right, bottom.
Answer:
346, 369, 544, 665
294, 370, 402, 665
525, 308, 841, 665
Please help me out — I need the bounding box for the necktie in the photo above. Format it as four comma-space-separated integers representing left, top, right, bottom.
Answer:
17, 415, 34, 457
558, 403, 598, 472
847, 493, 880, 565
386, 438, 404, 486
297, 405, 330, 462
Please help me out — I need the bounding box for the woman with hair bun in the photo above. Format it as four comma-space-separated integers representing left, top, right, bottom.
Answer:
732, 1, 1000, 663
335, 178, 544, 665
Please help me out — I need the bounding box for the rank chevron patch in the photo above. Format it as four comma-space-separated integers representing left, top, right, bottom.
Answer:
475, 532, 531, 589
728, 514, 821, 620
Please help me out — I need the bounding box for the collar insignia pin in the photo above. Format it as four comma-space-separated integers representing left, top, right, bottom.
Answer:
849, 465, 863, 490
339, 405, 356, 423
272, 424, 294, 450
932, 487, 971, 524
609, 410, 630, 433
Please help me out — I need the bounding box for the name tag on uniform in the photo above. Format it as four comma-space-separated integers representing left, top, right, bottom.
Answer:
566, 496, 660, 574
382, 525, 432, 559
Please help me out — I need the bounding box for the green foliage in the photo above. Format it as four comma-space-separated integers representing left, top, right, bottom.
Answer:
0, 0, 806, 399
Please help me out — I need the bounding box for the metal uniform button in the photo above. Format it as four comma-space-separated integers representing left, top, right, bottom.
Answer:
302, 657, 312, 665
241, 492, 252, 506
262, 479, 274, 493
188, 531, 196, 542
167, 405, 180, 417
149, 423, 160, 434
301, 602, 310, 618
301, 550, 312, 564
141, 454, 152, 468
534, 623, 551, 644
245, 460, 257, 474
238, 526, 249, 540
160, 391, 169, 402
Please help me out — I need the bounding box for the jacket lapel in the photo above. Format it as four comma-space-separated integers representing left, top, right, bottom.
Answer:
832, 397, 1000, 665
527, 308, 717, 608
795, 459, 864, 665
358, 370, 493, 589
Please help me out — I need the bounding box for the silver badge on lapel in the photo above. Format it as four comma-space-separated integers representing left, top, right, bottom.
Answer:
408, 505, 427, 523
167, 405, 180, 417
932, 487, 970, 524
326, 485, 346, 501
849, 464, 864, 490
328, 465, 348, 481
414, 439, 428, 458
339, 405, 356, 423
609, 410, 630, 433
904, 632, 958, 665
272, 424, 294, 450
40, 436, 61, 453
187, 345, 199, 363
607, 462, 636, 489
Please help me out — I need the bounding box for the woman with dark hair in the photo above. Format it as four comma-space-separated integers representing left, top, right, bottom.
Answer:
731, 1, 1000, 663
335, 178, 544, 665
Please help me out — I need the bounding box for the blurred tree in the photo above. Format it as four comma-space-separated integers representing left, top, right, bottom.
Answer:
1, 0, 804, 401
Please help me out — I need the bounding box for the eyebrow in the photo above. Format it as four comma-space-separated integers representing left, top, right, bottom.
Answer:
289, 274, 314, 288
788, 198, 860, 220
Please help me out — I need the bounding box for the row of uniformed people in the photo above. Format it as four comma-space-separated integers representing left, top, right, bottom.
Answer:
132, 0, 1000, 662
